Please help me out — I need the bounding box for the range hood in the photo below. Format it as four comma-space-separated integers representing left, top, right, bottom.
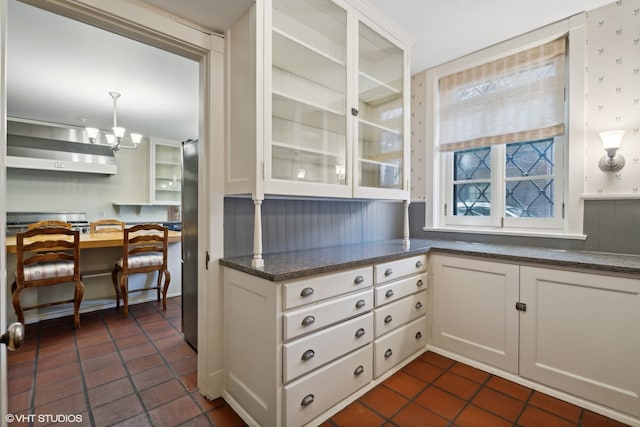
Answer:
6, 118, 117, 175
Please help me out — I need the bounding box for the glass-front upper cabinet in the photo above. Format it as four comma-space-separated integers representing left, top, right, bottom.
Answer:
225, 0, 410, 200
151, 141, 181, 205
355, 20, 406, 198
269, 0, 349, 192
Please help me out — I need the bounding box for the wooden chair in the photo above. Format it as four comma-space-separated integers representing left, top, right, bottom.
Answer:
11, 226, 84, 328
111, 224, 170, 317
27, 220, 71, 230
90, 219, 125, 234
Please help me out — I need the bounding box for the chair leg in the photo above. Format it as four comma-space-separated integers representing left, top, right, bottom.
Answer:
120, 274, 129, 317
161, 270, 171, 312
11, 281, 25, 325
156, 270, 162, 302
111, 268, 120, 310
74, 280, 85, 329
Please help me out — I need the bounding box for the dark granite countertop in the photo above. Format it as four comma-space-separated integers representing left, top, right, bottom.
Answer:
219, 239, 640, 281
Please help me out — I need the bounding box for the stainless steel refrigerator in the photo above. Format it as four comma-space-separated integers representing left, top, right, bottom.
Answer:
181, 139, 198, 349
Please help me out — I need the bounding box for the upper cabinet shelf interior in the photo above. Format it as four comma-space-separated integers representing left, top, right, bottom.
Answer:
225, 0, 410, 199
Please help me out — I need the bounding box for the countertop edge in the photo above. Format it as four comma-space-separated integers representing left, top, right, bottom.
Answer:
219, 239, 640, 281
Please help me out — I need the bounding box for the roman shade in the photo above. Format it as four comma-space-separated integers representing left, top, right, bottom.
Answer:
438, 37, 566, 152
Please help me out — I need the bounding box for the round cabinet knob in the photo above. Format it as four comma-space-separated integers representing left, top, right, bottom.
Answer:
384, 315, 393, 324
385, 289, 394, 298
354, 365, 364, 376
384, 268, 393, 277
417, 279, 424, 287
355, 299, 366, 309
301, 349, 315, 361
300, 287, 314, 297
415, 301, 423, 310
415, 331, 423, 340
416, 260, 423, 268
301, 394, 315, 407
354, 275, 365, 284
301, 316, 316, 327
384, 348, 393, 358
355, 328, 365, 338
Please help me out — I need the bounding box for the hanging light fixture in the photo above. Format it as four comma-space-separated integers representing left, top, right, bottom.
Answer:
85, 91, 143, 152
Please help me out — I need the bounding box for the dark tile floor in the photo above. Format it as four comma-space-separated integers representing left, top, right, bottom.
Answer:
7, 298, 631, 426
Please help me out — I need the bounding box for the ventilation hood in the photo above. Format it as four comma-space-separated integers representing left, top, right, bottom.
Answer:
6, 118, 117, 175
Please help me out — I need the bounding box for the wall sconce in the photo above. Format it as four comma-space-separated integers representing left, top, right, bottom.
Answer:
598, 130, 625, 172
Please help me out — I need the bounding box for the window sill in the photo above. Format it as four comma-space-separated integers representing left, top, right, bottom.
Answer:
422, 226, 587, 240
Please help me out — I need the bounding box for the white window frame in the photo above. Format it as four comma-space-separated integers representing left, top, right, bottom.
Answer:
424, 16, 586, 239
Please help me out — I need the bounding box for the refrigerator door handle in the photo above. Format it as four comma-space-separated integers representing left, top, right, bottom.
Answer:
206, 250, 210, 270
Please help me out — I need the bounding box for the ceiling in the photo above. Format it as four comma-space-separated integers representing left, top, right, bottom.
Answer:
7, 0, 615, 142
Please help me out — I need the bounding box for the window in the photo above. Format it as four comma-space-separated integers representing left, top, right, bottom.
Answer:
438, 37, 567, 232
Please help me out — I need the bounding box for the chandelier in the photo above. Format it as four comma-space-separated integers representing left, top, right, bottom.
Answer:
85, 92, 142, 152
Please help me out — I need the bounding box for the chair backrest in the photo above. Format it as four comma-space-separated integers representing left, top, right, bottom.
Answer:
121, 224, 168, 273
90, 219, 125, 234
27, 220, 71, 230
15, 226, 81, 287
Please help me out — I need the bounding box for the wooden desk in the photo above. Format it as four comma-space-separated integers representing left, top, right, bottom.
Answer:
5, 230, 182, 254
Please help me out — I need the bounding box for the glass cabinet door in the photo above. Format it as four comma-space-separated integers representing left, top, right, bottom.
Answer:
270, 0, 348, 186
153, 143, 181, 204
357, 21, 404, 190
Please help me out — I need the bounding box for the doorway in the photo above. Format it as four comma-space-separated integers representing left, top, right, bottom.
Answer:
1, 0, 226, 418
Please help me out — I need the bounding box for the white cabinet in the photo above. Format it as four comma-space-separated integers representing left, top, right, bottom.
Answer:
226, 0, 411, 200
224, 265, 374, 427
373, 255, 428, 378
150, 140, 181, 205
520, 266, 640, 419
430, 254, 640, 420
223, 254, 430, 426
431, 254, 519, 373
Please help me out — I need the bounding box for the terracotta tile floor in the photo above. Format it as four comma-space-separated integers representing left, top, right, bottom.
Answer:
7, 299, 631, 426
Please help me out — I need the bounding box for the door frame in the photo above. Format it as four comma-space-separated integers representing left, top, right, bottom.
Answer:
1, 1, 226, 422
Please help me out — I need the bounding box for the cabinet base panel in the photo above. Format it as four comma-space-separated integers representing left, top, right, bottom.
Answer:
426, 345, 640, 427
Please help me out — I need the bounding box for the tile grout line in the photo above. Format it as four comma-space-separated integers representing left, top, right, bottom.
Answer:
73, 323, 96, 427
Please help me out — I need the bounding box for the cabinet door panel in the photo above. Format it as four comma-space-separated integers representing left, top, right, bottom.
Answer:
431, 255, 519, 373
520, 267, 640, 418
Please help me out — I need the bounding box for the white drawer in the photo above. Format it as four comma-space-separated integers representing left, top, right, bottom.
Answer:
374, 291, 427, 337
374, 316, 427, 378
375, 272, 428, 307
285, 344, 373, 427
283, 267, 372, 310
283, 312, 373, 383
283, 289, 373, 341
374, 255, 426, 285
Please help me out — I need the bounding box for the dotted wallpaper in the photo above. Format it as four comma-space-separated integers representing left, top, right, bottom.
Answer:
584, 0, 640, 195
410, 72, 427, 200
410, 0, 640, 201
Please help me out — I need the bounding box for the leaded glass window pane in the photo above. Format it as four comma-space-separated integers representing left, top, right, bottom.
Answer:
505, 138, 555, 218
453, 147, 491, 216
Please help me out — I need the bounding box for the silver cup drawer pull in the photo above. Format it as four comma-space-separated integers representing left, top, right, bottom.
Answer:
301, 394, 314, 407
416, 260, 423, 268
300, 287, 314, 297
355, 299, 366, 309
354, 275, 365, 284
301, 316, 315, 326
354, 365, 364, 376
385, 289, 394, 298
384, 315, 393, 324
355, 328, 365, 338
301, 349, 315, 361
417, 279, 424, 287
384, 348, 393, 358
415, 331, 423, 340
415, 302, 423, 310
384, 268, 393, 277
